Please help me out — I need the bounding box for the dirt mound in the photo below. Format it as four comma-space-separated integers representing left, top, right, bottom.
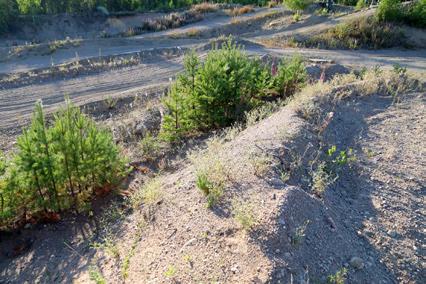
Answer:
1, 70, 424, 283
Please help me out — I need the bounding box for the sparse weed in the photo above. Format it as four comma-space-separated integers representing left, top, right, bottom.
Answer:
92, 236, 120, 259
196, 172, 224, 208
121, 237, 139, 280
301, 16, 405, 49
164, 265, 177, 278
139, 133, 162, 160
291, 220, 310, 246
104, 95, 118, 110
280, 170, 291, 183
327, 146, 356, 167
131, 178, 162, 208
244, 100, 284, 126
327, 267, 348, 284
311, 162, 332, 196
232, 199, 257, 231
89, 265, 107, 284
191, 139, 228, 208
293, 12, 302, 22
249, 152, 274, 176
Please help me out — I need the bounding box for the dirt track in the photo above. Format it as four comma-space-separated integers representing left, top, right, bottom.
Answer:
0, 7, 426, 133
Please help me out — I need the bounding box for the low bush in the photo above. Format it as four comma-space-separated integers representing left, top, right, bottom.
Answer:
403, 0, 426, 28
0, 99, 127, 229
283, 0, 314, 13
376, 0, 402, 22
376, 0, 425, 28
160, 38, 306, 141
0, 0, 17, 34
355, 0, 368, 10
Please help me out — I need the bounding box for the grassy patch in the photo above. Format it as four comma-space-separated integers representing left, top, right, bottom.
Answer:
131, 178, 162, 208
191, 139, 228, 208
232, 199, 257, 231
192, 2, 218, 13
302, 17, 407, 49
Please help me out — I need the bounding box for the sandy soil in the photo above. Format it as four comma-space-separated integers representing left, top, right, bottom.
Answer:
1, 74, 424, 283
0, 6, 425, 284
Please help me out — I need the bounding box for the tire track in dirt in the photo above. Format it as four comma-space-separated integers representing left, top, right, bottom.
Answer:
0, 56, 183, 130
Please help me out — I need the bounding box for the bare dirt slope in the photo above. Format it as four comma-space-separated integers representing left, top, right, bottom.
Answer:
1, 74, 424, 283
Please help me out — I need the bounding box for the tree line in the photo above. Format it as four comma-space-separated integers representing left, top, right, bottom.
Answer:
0, 0, 268, 34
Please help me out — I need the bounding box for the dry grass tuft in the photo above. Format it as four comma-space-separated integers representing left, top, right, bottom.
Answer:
226, 5, 255, 17
131, 178, 163, 208
232, 199, 258, 231
191, 139, 229, 207
192, 2, 218, 13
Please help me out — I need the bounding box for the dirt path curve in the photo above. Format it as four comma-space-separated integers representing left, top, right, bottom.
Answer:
1, 6, 426, 134
0, 7, 372, 74
0, 7, 280, 74
1, 45, 425, 133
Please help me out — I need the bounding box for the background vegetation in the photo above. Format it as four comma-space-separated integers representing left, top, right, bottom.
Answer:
0, 0, 269, 34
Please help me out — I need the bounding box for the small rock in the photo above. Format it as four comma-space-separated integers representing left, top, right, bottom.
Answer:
350, 257, 364, 270
275, 249, 280, 254
387, 230, 398, 238
180, 238, 197, 252
24, 223, 32, 229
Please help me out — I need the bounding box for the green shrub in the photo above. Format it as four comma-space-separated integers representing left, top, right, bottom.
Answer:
404, 0, 426, 28
273, 56, 307, 97
283, 0, 314, 12
0, 0, 17, 34
160, 39, 306, 141
0, 99, 127, 229
376, 0, 402, 22
355, 0, 368, 10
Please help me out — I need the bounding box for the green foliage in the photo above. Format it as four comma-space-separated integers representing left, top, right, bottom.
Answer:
0, 0, 17, 34
283, 0, 313, 12
376, 0, 402, 22
273, 55, 307, 97
0, 99, 126, 229
139, 133, 162, 160
161, 39, 306, 141
89, 266, 107, 284
16, 0, 41, 14
355, 0, 368, 10
327, 145, 356, 166
164, 265, 177, 278
404, 0, 426, 28
327, 268, 348, 284
196, 173, 224, 208
232, 200, 257, 231
374, 0, 425, 28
